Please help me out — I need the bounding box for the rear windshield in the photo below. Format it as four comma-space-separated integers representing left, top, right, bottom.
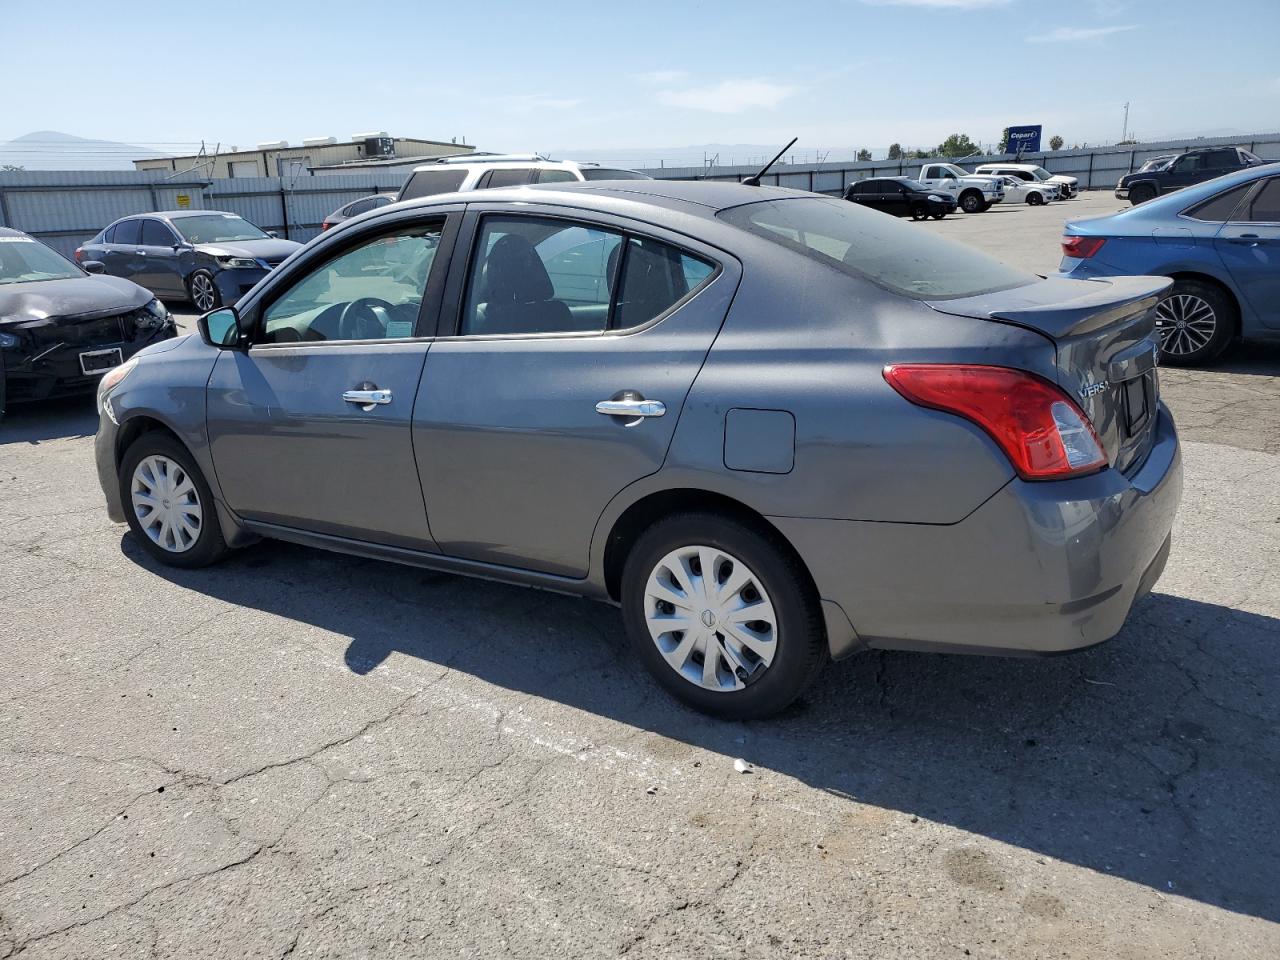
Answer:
400, 168, 468, 200
718, 197, 1034, 301
580, 168, 651, 181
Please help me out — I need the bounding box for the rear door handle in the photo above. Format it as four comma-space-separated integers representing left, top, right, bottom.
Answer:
343, 388, 392, 410
595, 398, 666, 418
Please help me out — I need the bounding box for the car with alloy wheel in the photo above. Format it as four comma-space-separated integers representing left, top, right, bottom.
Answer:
76, 211, 302, 312
94, 180, 1181, 718
974, 163, 1079, 199
994, 175, 1057, 206
1, 227, 175, 415
1115, 146, 1265, 205
844, 177, 957, 219
1061, 162, 1280, 365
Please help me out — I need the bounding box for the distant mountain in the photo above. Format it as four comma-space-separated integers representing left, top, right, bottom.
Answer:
0, 130, 164, 171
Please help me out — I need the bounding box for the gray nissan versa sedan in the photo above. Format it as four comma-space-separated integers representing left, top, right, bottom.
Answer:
93, 181, 1182, 718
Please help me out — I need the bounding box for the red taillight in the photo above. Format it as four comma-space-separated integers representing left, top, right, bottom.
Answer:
883, 364, 1107, 480
1061, 235, 1105, 259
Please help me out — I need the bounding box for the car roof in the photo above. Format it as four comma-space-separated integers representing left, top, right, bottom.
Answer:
0, 226, 27, 238
385, 179, 812, 225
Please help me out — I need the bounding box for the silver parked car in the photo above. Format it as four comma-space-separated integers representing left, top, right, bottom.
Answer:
93, 181, 1181, 718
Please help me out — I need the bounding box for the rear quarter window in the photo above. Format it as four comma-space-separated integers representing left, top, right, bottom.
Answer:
719, 197, 1034, 301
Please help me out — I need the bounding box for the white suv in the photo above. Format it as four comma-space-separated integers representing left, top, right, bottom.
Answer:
973, 163, 1079, 199
397, 155, 652, 202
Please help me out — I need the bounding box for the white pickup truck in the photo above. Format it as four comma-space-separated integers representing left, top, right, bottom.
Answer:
914, 162, 1005, 213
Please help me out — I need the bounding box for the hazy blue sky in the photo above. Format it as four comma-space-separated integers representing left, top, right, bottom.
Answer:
4, 0, 1278, 163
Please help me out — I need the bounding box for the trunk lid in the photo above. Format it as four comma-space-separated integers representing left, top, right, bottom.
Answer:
929, 275, 1171, 475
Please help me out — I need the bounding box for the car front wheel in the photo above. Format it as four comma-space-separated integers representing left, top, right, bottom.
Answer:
911, 204, 929, 221
1129, 183, 1157, 205
187, 270, 222, 312
621, 511, 827, 719
119, 433, 230, 568
1027, 192, 1045, 206
959, 191, 984, 214
1154, 280, 1237, 367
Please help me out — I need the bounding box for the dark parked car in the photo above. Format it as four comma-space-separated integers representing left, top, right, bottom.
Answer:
1063, 162, 1280, 365
322, 194, 395, 231
76, 211, 303, 312
844, 178, 957, 219
1, 228, 175, 414
95, 181, 1180, 719
1116, 146, 1265, 204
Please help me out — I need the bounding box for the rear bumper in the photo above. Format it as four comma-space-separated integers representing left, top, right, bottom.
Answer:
773, 404, 1182, 659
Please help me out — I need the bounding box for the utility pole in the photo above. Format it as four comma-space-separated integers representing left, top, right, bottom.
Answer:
1121, 102, 1130, 142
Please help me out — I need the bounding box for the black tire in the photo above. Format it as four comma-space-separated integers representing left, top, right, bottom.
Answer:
931, 211, 947, 220
911, 204, 929, 221
620, 511, 827, 720
959, 190, 984, 213
119, 432, 230, 568
1129, 183, 1157, 205
1027, 192, 1045, 206
187, 269, 222, 312
1154, 279, 1237, 367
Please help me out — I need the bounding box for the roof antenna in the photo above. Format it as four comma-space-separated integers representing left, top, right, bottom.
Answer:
742, 137, 797, 186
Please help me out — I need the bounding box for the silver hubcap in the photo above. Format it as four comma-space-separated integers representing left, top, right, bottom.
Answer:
131, 455, 202, 553
191, 274, 216, 311
644, 545, 777, 692
1155, 294, 1217, 357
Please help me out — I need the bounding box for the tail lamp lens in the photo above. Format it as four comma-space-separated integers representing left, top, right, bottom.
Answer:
1061, 235, 1106, 259
883, 364, 1108, 480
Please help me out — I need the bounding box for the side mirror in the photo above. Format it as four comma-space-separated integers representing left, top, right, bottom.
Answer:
82, 260, 106, 275
266, 230, 279, 239
198, 307, 244, 349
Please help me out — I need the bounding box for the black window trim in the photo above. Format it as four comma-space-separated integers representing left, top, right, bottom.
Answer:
240, 208, 461, 350
438, 206, 723, 342
141, 217, 179, 247
1178, 177, 1271, 225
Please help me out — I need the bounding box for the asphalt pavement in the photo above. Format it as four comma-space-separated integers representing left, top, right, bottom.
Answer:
1, 194, 1277, 959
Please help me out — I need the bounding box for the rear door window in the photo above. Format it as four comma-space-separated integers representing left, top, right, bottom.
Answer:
535, 169, 579, 183
1243, 178, 1280, 223
400, 169, 467, 200
476, 168, 533, 190
345, 198, 375, 216
113, 220, 141, 245
719, 197, 1033, 301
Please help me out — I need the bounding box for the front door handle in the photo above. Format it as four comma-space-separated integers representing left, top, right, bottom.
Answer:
595, 398, 666, 418
343, 388, 392, 411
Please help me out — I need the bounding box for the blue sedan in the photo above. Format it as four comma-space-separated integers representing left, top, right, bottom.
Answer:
1060, 163, 1280, 365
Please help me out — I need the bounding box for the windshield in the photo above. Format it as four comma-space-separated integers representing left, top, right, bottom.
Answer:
0, 235, 83, 285
173, 214, 269, 244
580, 168, 652, 181
1030, 167, 1054, 180
898, 179, 928, 191
718, 197, 1034, 301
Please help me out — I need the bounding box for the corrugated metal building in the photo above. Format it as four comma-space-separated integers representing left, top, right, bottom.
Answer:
133, 133, 473, 179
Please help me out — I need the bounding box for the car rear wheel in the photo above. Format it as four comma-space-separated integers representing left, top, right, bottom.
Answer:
621, 511, 827, 719
1154, 280, 1237, 367
119, 433, 230, 568
188, 270, 221, 313
1129, 183, 1157, 205
911, 204, 930, 221
959, 191, 984, 214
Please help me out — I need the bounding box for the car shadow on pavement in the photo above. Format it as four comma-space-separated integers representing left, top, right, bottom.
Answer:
0, 396, 98, 444
125, 535, 1279, 924
1212, 341, 1280, 376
